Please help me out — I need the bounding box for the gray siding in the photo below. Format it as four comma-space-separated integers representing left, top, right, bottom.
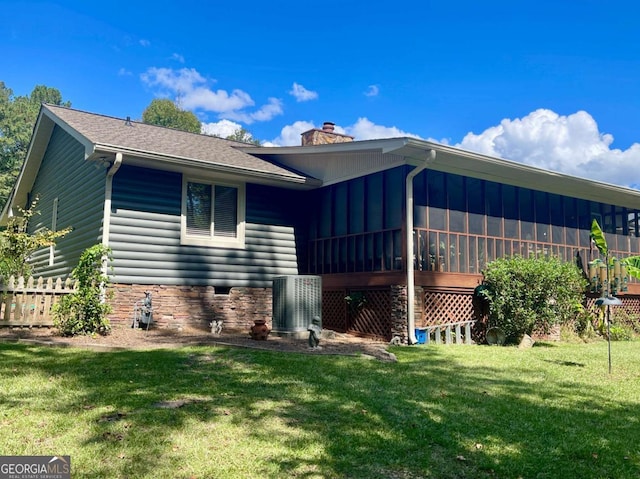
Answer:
109, 165, 304, 287
29, 126, 106, 278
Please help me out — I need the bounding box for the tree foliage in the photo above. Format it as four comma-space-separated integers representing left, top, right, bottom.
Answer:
141, 99, 201, 134
53, 244, 112, 336
0, 82, 70, 210
0, 197, 71, 279
226, 127, 261, 145
478, 255, 588, 344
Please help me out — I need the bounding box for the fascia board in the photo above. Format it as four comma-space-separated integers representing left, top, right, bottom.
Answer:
246, 136, 640, 208
425, 142, 640, 210
242, 137, 412, 157
93, 144, 321, 189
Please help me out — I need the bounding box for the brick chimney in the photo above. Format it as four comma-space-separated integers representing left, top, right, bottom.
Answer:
301, 122, 354, 146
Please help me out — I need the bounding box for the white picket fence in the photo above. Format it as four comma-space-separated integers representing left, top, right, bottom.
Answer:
0, 276, 77, 327
415, 320, 475, 345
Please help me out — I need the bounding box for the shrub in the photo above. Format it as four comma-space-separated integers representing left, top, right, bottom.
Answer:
479, 255, 588, 344
608, 324, 634, 341
572, 302, 598, 340
612, 309, 640, 335
53, 244, 112, 336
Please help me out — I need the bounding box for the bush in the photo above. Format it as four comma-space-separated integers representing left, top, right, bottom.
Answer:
608, 324, 634, 341
612, 309, 640, 335
571, 303, 598, 340
479, 255, 588, 344
53, 244, 112, 336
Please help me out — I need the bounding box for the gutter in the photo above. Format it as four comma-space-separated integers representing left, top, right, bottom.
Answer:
93, 143, 317, 187
102, 152, 123, 275
405, 149, 436, 344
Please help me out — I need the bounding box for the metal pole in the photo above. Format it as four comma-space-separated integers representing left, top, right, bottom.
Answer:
607, 306, 612, 374
607, 251, 612, 374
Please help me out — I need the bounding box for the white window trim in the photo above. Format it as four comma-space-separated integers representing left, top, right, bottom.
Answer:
180, 176, 246, 248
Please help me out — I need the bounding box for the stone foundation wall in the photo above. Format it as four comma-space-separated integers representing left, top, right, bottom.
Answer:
108, 284, 272, 332
390, 285, 409, 343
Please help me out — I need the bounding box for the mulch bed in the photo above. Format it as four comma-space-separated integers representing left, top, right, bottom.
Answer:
0, 324, 398, 361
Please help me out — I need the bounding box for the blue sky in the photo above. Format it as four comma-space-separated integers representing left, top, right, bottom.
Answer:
3, 0, 640, 188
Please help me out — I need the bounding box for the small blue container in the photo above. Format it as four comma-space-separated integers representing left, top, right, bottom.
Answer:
415, 328, 427, 344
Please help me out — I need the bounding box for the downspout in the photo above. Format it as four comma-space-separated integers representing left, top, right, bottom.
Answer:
405, 149, 436, 344
102, 152, 123, 276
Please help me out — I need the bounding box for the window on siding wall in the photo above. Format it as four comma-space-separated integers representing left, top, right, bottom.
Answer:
181, 178, 245, 248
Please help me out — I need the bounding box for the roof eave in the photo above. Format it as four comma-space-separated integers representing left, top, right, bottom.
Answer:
92, 144, 320, 188
420, 140, 640, 209
243, 136, 640, 208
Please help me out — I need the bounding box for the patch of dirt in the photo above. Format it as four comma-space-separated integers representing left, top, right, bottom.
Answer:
0, 324, 397, 361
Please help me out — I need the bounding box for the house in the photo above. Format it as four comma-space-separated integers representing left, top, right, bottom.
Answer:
3, 104, 640, 343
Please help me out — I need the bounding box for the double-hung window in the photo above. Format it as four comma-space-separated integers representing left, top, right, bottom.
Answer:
181, 178, 245, 248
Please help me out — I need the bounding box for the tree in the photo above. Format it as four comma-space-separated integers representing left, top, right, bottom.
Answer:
226, 127, 261, 146
141, 99, 201, 134
0, 82, 70, 210
0, 197, 71, 279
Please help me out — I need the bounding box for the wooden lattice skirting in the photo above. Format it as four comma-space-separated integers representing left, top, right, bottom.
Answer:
323, 288, 392, 340
419, 290, 476, 327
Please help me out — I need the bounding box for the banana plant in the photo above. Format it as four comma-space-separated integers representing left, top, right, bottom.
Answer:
590, 219, 611, 295
621, 255, 640, 280
590, 218, 608, 257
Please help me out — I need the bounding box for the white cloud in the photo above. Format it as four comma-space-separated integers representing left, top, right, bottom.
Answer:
268, 120, 316, 146
224, 97, 283, 124
171, 53, 185, 63
289, 82, 318, 102
364, 85, 379, 97
117, 67, 132, 76
182, 87, 255, 113
456, 109, 640, 187
141, 67, 206, 96
344, 117, 422, 140
201, 119, 243, 138
267, 118, 424, 146
140, 67, 283, 123
139, 39, 150, 47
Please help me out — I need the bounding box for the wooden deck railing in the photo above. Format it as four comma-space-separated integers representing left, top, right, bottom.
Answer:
0, 276, 76, 327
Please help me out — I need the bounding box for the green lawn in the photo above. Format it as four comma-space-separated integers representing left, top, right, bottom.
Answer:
0, 340, 639, 478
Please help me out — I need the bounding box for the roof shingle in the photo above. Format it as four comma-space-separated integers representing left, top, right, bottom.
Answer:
43, 104, 307, 181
